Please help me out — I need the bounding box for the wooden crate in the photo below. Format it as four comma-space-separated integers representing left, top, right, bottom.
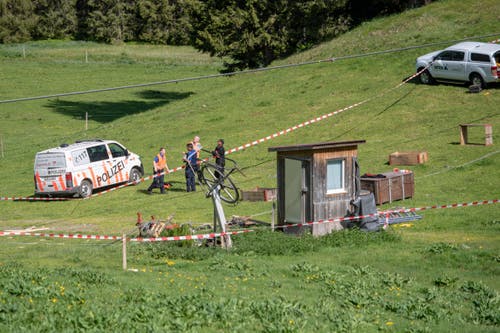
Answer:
389, 151, 428, 165
241, 187, 277, 202
360, 171, 414, 205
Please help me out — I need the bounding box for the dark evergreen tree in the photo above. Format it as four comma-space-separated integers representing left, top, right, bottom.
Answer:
33, 0, 78, 40
83, 0, 136, 43
134, 0, 193, 45
190, 0, 352, 71
0, 0, 37, 43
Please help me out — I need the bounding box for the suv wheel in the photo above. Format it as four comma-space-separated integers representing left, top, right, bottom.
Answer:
79, 179, 93, 198
419, 68, 434, 84
129, 168, 142, 184
470, 73, 485, 88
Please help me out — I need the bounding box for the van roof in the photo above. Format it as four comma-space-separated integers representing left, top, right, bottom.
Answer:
37, 139, 116, 154
447, 41, 500, 55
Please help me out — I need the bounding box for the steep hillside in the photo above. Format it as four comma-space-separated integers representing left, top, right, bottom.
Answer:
0, 2, 499, 332
0, 0, 498, 228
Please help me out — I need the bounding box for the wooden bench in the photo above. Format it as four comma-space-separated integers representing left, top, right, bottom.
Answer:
459, 124, 493, 146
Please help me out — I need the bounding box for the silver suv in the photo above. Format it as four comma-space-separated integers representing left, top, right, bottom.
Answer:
416, 41, 500, 88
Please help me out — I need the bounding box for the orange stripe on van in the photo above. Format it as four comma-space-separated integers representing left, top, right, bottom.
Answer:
58, 175, 66, 191
87, 167, 97, 186
52, 181, 59, 192
118, 167, 124, 183
35, 172, 44, 191
102, 162, 111, 185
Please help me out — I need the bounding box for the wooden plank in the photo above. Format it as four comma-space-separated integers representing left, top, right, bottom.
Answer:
389, 151, 428, 165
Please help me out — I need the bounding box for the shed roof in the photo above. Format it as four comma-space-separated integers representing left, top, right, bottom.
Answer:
268, 140, 366, 152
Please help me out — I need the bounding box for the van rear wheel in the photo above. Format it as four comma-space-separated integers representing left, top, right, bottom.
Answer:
79, 180, 93, 198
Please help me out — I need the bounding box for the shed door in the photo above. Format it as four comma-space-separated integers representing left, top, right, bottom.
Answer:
284, 158, 310, 223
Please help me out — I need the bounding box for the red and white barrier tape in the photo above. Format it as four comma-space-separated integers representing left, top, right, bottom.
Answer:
0, 229, 253, 242
1, 199, 496, 241
224, 66, 427, 156
0, 196, 73, 201
380, 199, 499, 215
276, 198, 498, 230
0, 231, 121, 240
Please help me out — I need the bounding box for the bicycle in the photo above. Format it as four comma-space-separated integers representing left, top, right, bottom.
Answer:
199, 150, 241, 204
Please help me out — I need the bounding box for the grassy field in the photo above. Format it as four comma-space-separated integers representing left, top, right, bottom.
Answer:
0, 0, 499, 331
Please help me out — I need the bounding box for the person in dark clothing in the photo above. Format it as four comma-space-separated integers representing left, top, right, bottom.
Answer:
183, 143, 198, 192
212, 139, 225, 179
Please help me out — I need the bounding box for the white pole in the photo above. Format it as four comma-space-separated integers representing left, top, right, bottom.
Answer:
85, 112, 88, 130
122, 234, 127, 270
0, 135, 4, 158
22, 46, 26, 58
212, 186, 232, 249
85, 50, 88, 63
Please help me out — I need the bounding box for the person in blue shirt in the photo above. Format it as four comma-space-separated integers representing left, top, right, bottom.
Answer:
183, 143, 198, 192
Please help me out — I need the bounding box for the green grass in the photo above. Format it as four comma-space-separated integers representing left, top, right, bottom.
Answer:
0, 0, 500, 331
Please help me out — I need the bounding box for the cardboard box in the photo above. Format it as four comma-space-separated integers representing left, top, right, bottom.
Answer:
389, 151, 428, 165
241, 187, 277, 202
360, 171, 414, 205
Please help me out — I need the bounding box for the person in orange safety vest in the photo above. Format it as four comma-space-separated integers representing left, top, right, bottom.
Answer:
147, 147, 169, 194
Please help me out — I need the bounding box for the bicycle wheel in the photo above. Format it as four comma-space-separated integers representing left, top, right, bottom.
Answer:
201, 163, 239, 204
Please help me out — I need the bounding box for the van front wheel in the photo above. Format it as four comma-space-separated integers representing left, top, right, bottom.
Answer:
419, 68, 434, 84
129, 168, 142, 184
79, 180, 93, 198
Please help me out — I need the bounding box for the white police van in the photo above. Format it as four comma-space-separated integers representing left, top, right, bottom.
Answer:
34, 139, 144, 198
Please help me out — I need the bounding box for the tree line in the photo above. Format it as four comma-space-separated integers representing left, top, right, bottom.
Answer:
0, 0, 433, 70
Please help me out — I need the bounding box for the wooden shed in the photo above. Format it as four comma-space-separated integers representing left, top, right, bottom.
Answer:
268, 140, 365, 236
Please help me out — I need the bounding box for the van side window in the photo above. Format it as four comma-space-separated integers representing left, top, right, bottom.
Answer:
87, 145, 109, 162
470, 53, 491, 62
108, 143, 126, 158
72, 149, 90, 166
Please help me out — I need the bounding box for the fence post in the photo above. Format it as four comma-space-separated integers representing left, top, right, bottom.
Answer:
122, 234, 127, 271
85, 112, 88, 130
0, 135, 4, 158
271, 201, 276, 231
22, 46, 26, 58
85, 50, 88, 63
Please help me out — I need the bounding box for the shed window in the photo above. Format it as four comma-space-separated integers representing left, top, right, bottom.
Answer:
326, 159, 345, 194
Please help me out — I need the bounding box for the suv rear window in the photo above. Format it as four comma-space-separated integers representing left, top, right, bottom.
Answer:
470, 53, 491, 62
